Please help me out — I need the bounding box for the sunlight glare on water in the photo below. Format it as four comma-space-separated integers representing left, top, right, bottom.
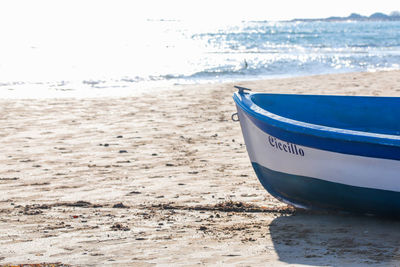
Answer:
0, 2, 399, 98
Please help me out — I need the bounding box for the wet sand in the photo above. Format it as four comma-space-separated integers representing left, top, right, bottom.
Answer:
1, 70, 400, 266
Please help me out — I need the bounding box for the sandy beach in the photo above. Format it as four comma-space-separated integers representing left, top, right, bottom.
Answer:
1, 70, 400, 266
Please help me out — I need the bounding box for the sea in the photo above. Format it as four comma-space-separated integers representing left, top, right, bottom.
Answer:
1, 19, 400, 98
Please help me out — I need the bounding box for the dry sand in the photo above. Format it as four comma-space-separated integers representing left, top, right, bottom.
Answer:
1, 70, 400, 266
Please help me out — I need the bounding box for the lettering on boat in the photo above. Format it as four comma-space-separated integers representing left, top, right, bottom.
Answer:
268, 136, 305, 157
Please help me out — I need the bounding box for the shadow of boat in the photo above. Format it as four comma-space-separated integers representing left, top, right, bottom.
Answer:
269, 213, 400, 266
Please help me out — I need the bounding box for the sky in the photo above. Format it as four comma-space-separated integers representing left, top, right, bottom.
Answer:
0, 0, 398, 24
141, 0, 400, 21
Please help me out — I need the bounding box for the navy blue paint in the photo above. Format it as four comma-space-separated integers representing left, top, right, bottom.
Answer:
233, 92, 400, 160
252, 162, 400, 216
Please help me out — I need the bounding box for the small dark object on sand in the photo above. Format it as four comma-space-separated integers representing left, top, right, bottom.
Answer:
111, 223, 130, 231
113, 202, 129, 208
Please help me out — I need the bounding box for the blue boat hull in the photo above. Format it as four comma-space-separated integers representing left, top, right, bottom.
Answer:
253, 162, 400, 216
233, 89, 400, 216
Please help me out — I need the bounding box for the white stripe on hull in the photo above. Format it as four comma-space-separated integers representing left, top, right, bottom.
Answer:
238, 109, 400, 192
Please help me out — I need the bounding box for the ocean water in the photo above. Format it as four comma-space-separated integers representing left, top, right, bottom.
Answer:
1, 20, 400, 98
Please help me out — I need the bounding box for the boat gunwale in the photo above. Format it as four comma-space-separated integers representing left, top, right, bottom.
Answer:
233, 91, 400, 148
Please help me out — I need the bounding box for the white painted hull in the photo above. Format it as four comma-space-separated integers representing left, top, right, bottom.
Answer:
238, 108, 400, 193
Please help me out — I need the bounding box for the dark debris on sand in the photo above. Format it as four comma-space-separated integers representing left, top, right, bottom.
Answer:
112, 202, 129, 208
111, 223, 130, 231
150, 200, 297, 215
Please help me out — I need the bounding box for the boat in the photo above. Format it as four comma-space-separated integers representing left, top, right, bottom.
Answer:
233, 86, 400, 216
